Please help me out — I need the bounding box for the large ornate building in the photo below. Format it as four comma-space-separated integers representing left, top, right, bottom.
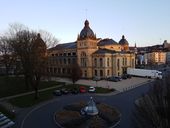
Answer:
48, 20, 135, 79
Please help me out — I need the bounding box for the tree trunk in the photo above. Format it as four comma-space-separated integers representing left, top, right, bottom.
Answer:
34, 76, 40, 99
24, 75, 30, 91
34, 86, 39, 99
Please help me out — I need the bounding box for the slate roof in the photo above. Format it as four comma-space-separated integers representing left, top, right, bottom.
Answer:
93, 48, 133, 55
49, 42, 76, 51
93, 48, 117, 54
79, 20, 96, 40
97, 38, 118, 46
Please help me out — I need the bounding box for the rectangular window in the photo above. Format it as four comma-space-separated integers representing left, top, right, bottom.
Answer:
100, 70, 103, 77
125, 58, 127, 65
107, 70, 110, 76
62, 68, 65, 74
117, 59, 120, 70
100, 58, 103, 67
94, 58, 97, 67
68, 58, 71, 64
58, 68, 61, 73
54, 68, 57, 73
107, 58, 109, 67
132, 58, 134, 67
123, 58, 124, 65
95, 70, 97, 76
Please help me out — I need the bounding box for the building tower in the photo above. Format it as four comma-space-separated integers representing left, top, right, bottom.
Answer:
119, 35, 129, 51
77, 20, 99, 78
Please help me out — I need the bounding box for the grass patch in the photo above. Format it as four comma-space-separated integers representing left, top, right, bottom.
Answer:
0, 104, 15, 119
9, 87, 58, 108
95, 87, 114, 93
0, 76, 63, 98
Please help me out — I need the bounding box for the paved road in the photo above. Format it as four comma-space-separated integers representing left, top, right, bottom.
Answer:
20, 82, 152, 128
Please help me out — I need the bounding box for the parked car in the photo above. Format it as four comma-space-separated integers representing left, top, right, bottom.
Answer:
93, 76, 101, 81
121, 74, 128, 79
61, 88, 69, 94
70, 88, 79, 94
88, 86, 96, 93
79, 86, 87, 93
107, 76, 119, 82
53, 90, 62, 96
126, 74, 132, 78
115, 76, 122, 81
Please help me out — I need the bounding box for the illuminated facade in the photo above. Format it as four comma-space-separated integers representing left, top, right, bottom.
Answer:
48, 20, 135, 78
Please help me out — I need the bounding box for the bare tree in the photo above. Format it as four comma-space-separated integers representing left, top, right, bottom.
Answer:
133, 76, 170, 128
70, 62, 82, 85
10, 30, 47, 99
0, 36, 16, 75
38, 30, 59, 48
0, 23, 58, 99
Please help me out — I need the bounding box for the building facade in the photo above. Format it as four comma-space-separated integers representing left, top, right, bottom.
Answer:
47, 20, 135, 79
144, 51, 166, 65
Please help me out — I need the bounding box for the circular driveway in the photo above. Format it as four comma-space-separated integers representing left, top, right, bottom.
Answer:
21, 83, 150, 128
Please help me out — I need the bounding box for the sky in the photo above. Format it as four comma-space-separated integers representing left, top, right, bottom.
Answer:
0, 0, 170, 47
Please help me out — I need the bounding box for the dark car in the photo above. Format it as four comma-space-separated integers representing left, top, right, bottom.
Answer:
93, 76, 101, 81
70, 88, 79, 94
53, 90, 62, 96
61, 88, 69, 94
107, 77, 119, 82
115, 76, 122, 81
121, 74, 128, 79
121, 74, 132, 79
126, 74, 132, 78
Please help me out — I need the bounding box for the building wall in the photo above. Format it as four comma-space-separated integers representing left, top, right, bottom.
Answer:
92, 53, 135, 78
144, 52, 166, 65
47, 49, 77, 76
77, 38, 98, 78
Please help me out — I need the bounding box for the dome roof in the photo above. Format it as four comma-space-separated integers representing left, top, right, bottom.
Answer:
79, 20, 96, 40
119, 35, 129, 45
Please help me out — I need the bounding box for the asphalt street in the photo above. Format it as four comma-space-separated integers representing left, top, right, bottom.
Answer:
20, 82, 151, 128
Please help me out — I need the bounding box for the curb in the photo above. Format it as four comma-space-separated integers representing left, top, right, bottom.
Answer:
53, 111, 64, 128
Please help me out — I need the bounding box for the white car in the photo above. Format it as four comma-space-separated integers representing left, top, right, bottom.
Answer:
88, 87, 96, 93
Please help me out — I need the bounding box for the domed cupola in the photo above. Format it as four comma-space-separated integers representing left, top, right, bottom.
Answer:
78, 20, 96, 40
119, 35, 129, 45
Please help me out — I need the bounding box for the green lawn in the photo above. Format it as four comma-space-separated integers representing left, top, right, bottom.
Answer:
0, 76, 63, 98
9, 84, 114, 108
9, 87, 58, 108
